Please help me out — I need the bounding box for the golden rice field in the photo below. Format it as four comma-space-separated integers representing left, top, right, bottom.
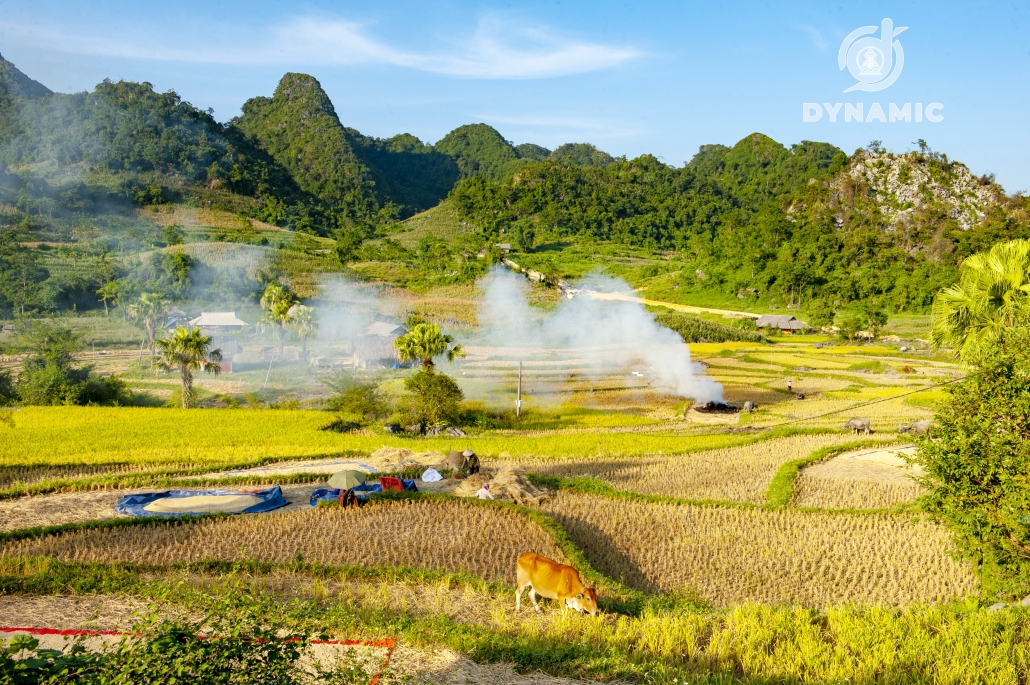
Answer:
0, 406, 756, 471
536, 433, 863, 503
543, 492, 975, 606
749, 391, 936, 430
0, 500, 561, 585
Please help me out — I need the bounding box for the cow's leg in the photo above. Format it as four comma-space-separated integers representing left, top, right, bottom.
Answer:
529, 588, 542, 613
516, 582, 529, 612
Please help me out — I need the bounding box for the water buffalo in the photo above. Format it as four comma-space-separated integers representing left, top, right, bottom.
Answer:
898, 420, 933, 436
843, 418, 872, 435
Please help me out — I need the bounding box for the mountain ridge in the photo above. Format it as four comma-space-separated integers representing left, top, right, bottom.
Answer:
0, 57, 1026, 319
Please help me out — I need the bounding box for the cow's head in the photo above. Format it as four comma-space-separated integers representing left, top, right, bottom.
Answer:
565, 587, 599, 616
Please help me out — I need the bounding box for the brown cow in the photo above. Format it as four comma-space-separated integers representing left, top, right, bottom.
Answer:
515, 552, 598, 616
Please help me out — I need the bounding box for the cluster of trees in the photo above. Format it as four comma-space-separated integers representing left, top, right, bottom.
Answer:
920, 239, 1030, 598
323, 322, 467, 429
452, 135, 1029, 313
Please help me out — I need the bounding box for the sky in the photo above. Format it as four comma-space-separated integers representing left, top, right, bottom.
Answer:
3, 0, 1029, 191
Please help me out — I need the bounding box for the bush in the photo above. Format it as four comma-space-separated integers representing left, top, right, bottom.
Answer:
15, 322, 128, 406
0, 368, 16, 405
916, 330, 1030, 597
322, 372, 389, 421
837, 313, 866, 341
401, 369, 464, 427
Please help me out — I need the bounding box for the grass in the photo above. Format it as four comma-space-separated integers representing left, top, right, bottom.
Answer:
765, 439, 896, 508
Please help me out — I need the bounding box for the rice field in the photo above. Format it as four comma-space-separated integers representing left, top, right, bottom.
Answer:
0, 500, 562, 585
794, 455, 926, 510
536, 433, 861, 503
0, 406, 758, 471
543, 491, 976, 606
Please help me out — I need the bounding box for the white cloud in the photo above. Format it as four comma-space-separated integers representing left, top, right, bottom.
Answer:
0, 14, 639, 80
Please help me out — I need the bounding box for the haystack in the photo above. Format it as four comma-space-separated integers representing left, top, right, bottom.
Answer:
455, 467, 551, 507
369, 446, 445, 472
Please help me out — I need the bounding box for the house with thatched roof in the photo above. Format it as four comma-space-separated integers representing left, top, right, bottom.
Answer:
353, 322, 407, 369
755, 314, 809, 335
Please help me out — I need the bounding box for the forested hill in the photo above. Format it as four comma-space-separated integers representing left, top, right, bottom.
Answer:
0, 55, 1028, 319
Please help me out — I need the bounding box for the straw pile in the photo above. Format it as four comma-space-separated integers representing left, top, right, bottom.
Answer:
369, 447, 446, 471
455, 467, 551, 507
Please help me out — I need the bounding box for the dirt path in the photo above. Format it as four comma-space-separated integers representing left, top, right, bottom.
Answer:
584, 290, 761, 319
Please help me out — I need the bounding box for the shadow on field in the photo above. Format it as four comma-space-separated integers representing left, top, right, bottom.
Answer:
547, 513, 661, 594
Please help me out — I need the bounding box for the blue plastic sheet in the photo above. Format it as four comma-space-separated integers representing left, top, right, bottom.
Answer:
309, 479, 417, 506
116, 486, 288, 518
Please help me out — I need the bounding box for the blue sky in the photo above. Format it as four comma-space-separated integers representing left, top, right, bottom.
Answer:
4, 0, 1029, 190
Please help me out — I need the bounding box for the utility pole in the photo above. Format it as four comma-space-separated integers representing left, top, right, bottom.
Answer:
516, 361, 522, 418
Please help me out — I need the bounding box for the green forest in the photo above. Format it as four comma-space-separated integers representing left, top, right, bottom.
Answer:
0, 53, 1028, 320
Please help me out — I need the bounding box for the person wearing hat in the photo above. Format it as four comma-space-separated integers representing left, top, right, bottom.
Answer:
476, 482, 494, 500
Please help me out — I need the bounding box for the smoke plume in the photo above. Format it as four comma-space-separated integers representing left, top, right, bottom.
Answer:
468, 267, 723, 403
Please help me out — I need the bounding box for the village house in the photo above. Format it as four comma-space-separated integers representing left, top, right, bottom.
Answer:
353, 321, 407, 369
755, 314, 810, 335
188, 312, 249, 372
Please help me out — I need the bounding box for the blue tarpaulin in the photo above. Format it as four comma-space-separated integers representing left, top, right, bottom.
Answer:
116, 486, 289, 518
309, 479, 417, 506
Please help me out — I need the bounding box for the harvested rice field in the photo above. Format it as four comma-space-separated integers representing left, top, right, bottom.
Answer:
0, 500, 563, 585
543, 491, 975, 606
536, 433, 862, 503
794, 445, 926, 510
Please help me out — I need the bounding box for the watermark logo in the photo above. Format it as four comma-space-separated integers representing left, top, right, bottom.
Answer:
802, 18, 941, 124
839, 18, 907, 92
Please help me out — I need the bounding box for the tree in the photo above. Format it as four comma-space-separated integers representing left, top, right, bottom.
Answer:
126, 292, 167, 352
393, 323, 464, 371
96, 281, 120, 316
863, 306, 888, 338
154, 327, 222, 409
806, 300, 836, 330
260, 283, 295, 356
915, 330, 1030, 597
401, 369, 464, 427
288, 304, 315, 360
930, 239, 1030, 360
836, 312, 866, 341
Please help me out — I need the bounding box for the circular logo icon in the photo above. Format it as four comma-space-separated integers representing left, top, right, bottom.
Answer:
838, 18, 907, 92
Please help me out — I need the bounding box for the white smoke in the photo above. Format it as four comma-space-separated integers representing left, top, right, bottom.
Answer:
468, 266, 723, 403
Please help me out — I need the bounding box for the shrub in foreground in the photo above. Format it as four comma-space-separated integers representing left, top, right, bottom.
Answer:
917, 330, 1030, 598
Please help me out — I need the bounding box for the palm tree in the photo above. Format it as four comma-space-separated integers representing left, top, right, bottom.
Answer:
154, 327, 222, 408
96, 281, 120, 316
126, 292, 167, 352
288, 304, 316, 360
394, 322, 465, 371
930, 239, 1030, 360
260, 283, 295, 357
